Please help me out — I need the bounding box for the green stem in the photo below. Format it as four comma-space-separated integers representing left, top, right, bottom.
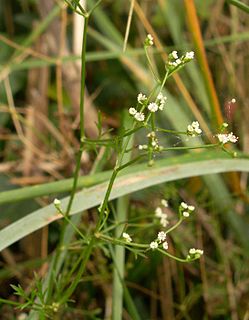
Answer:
155, 127, 187, 135
165, 218, 183, 235
96, 233, 148, 248
65, 141, 84, 216
144, 45, 160, 83
59, 238, 95, 305
157, 248, 190, 263
161, 143, 219, 151
45, 13, 89, 304
159, 69, 169, 91
65, 15, 89, 217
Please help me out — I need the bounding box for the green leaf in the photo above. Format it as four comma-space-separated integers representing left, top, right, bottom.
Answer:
0, 152, 249, 251
227, 0, 249, 14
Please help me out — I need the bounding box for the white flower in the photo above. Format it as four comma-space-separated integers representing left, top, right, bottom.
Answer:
187, 121, 202, 136
158, 231, 167, 242
155, 207, 163, 217
122, 232, 132, 243
145, 34, 154, 46
161, 199, 168, 207
180, 202, 195, 218
53, 198, 61, 206
147, 131, 156, 138
185, 51, 195, 59
176, 58, 181, 65
138, 144, 148, 150
157, 92, 167, 110
196, 249, 204, 255
129, 107, 137, 115
217, 132, 238, 144
180, 202, 188, 209
134, 112, 145, 122
160, 216, 169, 227
188, 248, 203, 258
192, 121, 199, 128
168, 61, 178, 67
171, 50, 178, 59
231, 98, 236, 103
137, 93, 147, 104
180, 202, 195, 211
163, 241, 169, 250
150, 241, 158, 250
183, 211, 190, 217
148, 102, 159, 112
155, 207, 169, 226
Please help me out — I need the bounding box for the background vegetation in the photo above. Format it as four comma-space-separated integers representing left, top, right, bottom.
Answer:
0, 0, 249, 319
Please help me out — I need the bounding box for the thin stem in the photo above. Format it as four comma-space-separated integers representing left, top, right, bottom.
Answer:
157, 248, 190, 263
159, 69, 169, 91
45, 12, 89, 303
79, 16, 89, 139
64, 15, 88, 217
60, 211, 87, 240
161, 143, 219, 152
96, 169, 119, 230
154, 127, 187, 135
65, 140, 84, 216
59, 238, 95, 305
95, 233, 148, 248
165, 218, 183, 235
144, 46, 160, 83
88, 0, 103, 15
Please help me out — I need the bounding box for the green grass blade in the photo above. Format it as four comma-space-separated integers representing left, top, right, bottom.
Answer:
0, 171, 111, 205
227, 0, 249, 13
0, 153, 249, 251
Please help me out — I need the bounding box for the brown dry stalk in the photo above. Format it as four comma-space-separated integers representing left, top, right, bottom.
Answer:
183, 0, 224, 126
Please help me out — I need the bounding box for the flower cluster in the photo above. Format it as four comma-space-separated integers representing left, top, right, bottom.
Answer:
156, 92, 167, 110
150, 231, 168, 250
122, 232, 132, 243
129, 107, 145, 122
138, 144, 148, 151
146, 93, 167, 113
187, 121, 202, 136
155, 199, 169, 227
147, 131, 162, 151
137, 92, 147, 104
167, 50, 195, 69
144, 34, 154, 46
148, 102, 159, 112
149, 241, 158, 250
217, 132, 238, 144
185, 51, 195, 60
187, 248, 204, 260
179, 201, 195, 218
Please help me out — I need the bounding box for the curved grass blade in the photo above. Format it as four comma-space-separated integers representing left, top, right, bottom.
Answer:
0, 154, 249, 251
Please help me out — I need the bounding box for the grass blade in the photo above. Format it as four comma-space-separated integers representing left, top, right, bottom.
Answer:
0, 153, 249, 251
227, 0, 249, 13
